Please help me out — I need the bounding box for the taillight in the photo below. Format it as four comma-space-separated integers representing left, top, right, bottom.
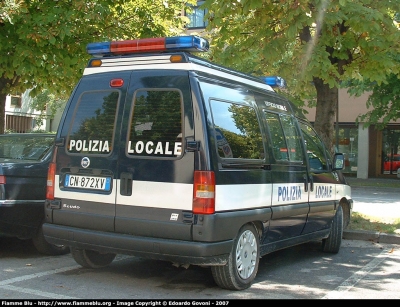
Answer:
0, 175, 5, 184
46, 146, 57, 200
46, 162, 56, 200
193, 171, 215, 214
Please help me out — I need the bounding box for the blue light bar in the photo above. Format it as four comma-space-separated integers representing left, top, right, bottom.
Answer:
86, 36, 209, 56
165, 36, 209, 52
86, 42, 111, 56
261, 76, 287, 88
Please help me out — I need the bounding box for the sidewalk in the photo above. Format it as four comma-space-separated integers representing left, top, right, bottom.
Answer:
343, 176, 400, 245
345, 176, 400, 188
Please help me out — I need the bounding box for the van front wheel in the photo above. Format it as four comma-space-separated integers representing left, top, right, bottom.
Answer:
71, 247, 116, 269
322, 205, 343, 253
211, 224, 260, 290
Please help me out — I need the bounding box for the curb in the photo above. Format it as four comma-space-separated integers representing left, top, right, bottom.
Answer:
343, 230, 400, 245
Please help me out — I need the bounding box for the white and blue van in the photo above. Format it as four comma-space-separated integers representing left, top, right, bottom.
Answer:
43, 35, 353, 290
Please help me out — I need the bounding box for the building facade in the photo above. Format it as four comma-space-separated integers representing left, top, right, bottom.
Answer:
304, 90, 400, 179
4, 91, 61, 133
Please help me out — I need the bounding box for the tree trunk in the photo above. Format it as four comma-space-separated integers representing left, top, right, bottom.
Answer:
313, 77, 338, 154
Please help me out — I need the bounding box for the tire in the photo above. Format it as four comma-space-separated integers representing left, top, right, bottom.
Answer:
322, 205, 343, 253
32, 226, 70, 256
211, 224, 260, 290
71, 247, 116, 269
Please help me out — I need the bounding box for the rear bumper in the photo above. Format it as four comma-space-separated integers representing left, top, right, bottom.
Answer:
0, 201, 44, 238
43, 223, 233, 266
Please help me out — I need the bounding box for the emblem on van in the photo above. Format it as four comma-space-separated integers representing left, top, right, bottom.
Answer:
170, 213, 179, 221
81, 157, 90, 168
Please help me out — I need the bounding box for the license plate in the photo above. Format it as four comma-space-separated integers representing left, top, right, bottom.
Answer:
64, 174, 111, 191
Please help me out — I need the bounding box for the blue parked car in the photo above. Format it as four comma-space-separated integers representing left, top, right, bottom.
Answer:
0, 133, 69, 255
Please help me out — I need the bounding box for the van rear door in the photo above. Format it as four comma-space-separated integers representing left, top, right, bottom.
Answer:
53, 71, 130, 231
115, 70, 195, 241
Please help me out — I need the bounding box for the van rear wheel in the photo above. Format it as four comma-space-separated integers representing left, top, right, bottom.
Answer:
71, 247, 116, 268
211, 224, 260, 290
322, 205, 343, 253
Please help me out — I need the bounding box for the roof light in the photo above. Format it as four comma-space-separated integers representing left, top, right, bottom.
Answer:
261, 76, 287, 88
110, 79, 124, 87
86, 35, 209, 56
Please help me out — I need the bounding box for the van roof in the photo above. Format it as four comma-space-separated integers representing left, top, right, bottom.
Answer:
83, 35, 286, 93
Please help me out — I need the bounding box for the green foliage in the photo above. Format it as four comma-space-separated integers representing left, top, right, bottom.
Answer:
0, 0, 195, 133
29, 89, 66, 130
346, 52, 400, 129
0, 0, 194, 96
348, 74, 400, 129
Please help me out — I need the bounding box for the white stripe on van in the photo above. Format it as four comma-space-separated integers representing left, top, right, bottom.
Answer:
118, 181, 275, 212
215, 183, 273, 211
83, 62, 274, 92
56, 177, 276, 212
56, 178, 342, 212
335, 183, 352, 201
117, 180, 193, 210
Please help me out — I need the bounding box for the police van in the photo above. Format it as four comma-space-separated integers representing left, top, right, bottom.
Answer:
43, 35, 353, 290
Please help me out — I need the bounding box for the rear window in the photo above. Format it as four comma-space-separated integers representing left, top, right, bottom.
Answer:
67, 91, 119, 155
127, 89, 183, 158
0, 135, 54, 161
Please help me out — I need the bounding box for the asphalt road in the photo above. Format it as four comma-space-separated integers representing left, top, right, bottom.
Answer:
1, 177, 399, 300
0, 237, 399, 300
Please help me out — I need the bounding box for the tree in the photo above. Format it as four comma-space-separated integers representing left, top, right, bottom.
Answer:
347, 55, 400, 130
203, 0, 400, 152
358, 74, 400, 129
29, 89, 66, 130
0, 0, 194, 134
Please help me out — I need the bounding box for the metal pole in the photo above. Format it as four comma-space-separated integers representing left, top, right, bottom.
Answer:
336, 98, 339, 152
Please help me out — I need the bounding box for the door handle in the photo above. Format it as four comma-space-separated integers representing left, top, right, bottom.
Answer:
304, 175, 314, 192
120, 172, 132, 196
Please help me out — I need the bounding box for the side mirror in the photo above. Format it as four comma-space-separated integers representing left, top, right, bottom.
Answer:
333, 153, 344, 170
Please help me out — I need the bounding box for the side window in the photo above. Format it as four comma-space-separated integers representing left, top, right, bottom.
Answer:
264, 111, 303, 162
67, 91, 119, 154
127, 89, 182, 158
210, 100, 264, 160
299, 121, 328, 171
